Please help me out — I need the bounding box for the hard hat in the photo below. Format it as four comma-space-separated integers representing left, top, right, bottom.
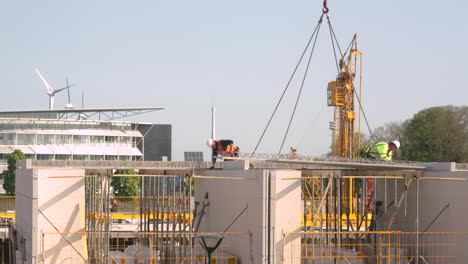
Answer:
207, 139, 214, 147
391, 140, 400, 149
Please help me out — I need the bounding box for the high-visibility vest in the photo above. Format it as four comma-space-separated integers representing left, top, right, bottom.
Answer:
225, 144, 237, 153
215, 141, 237, 156
365, 142, 392, 161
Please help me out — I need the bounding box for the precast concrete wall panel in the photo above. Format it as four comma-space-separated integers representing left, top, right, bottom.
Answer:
195, 166, 301, 263
375, 162, 468, 264
15, 160, 86, 264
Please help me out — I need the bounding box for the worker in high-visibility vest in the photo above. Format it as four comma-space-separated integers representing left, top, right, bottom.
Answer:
364, 140, 400, 161
207, 139, 239, 167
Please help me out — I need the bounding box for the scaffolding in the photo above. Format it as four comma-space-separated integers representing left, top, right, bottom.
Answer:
1, 160, 468, 263
83, 172, 241, 263
296, 167, 466, 264
139, 174, 191, 263
282, 231, 464, 263
86, 173, 111, 262
83, 172, 192, 263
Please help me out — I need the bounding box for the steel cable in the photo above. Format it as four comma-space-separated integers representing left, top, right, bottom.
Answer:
278, 22, 323, 154
327, 15, 344, 61
352, 83, 375, 139
327, 16, 342, 73
327, 17, 375, 143
251, 14, 325, 157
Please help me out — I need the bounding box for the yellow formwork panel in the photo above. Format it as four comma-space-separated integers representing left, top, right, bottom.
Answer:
0, 211, 193, 224
301, 213, 373, 229
110, 212, 193, 224
0, 211, 15, 220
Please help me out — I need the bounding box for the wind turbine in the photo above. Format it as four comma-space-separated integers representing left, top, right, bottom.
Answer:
65, 78, 73, 109
34, 68, 76, 110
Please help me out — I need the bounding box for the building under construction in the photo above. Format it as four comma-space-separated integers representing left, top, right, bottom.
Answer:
1, 1, 466, 263
1, 157, 466, 264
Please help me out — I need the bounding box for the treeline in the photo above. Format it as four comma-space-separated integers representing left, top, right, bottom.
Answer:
361, 105, 468, 162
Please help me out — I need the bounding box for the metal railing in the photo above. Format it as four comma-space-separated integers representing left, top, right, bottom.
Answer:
37, 231, 244, 264
281, 231, 464, 264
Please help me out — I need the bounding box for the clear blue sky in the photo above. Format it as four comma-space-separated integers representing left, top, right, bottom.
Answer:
1, 1, 467, 160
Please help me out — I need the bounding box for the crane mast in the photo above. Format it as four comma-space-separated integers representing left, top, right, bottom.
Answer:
327, 35, 362, 158
327, 35, 363, 213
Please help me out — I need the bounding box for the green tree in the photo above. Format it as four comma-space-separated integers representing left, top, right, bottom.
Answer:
184, 174, 195, 196
2, 149, 25, 195
111, 169, 141, 199
370, 121, 407, 144
401, 106, 468, 162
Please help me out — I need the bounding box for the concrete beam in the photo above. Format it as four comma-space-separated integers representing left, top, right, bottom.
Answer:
31, 159, 425, 172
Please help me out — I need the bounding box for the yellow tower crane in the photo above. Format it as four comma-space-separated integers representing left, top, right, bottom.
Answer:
327, 35, 362, 158
327, 35, 363, 214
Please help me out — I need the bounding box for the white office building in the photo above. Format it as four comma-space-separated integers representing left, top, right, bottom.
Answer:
0, 118, 142, 162
0, 107, 169, 171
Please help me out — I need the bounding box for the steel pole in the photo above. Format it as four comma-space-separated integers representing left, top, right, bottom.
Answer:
416, 179, 420, 264
211, 107, 216, 140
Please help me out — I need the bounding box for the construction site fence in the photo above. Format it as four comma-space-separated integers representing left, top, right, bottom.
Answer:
281, 230, 466, 264
36, 231, 248, 264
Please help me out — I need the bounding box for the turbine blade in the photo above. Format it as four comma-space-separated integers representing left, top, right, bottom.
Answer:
34, 68, 54, 93
52, 87, 68, 94
66, 78, 71, 104
53, 83, 77, 94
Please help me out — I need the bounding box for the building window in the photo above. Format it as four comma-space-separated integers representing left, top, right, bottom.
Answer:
90, 136, 105, 145
72, 135, 89, 145
119, 136, 132, 146
105, 136, 118, 146
119, 156, 130, 161
55, 154, 71, 160
105, 155, 118, 161
90, 155, 105, 161
37, 154, 53, 160
37, 134, 54, 145
55, 135, 71, 145
73, 155, 88, 160
17, 134, 35, 145
0, 134, 15, 145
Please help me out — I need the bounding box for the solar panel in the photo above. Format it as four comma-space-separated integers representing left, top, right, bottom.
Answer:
184, 151, 204, 162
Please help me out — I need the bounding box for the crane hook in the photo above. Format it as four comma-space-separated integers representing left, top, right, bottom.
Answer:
323, 0, 329, 14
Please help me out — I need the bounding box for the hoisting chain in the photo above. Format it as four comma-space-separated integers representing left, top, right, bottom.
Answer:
323, 0, 329, 14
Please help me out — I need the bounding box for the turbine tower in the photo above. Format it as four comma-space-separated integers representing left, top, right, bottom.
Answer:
65, 78, 73, 109
34, 68, 74, 110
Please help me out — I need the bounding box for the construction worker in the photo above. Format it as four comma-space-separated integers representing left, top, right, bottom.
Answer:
207, 139, 239, 167
288, 147, 300, 160
110, 198, 118, 212
364, 140, 400, 161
